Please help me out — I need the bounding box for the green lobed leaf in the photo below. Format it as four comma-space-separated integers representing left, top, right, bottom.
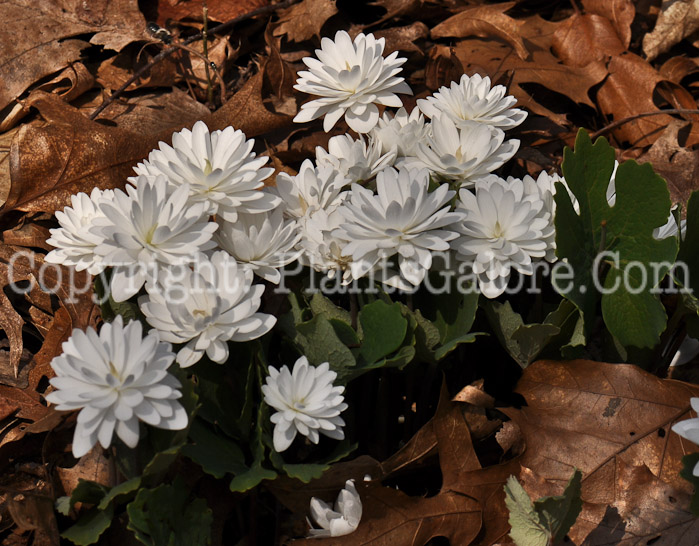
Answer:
295, 314, 357, 383
554, 129, 677, 349
413, 277, 480, 360
484, 300, 561, 368
358, 300, 408, 365
61, 506, 115, 546
533, 469, 583, 543
181, 420, 247, 479
97, 477, 142, 511
126, 478, 213, 546
504, 476, 549, 546
229, 462, 277, 493
504, 469, 583, 546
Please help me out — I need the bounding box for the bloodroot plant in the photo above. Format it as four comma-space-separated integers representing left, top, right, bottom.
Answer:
41, 19, 699, 546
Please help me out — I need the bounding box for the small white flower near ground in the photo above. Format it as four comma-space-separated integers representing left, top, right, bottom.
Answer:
413, 115, 519, 188
215, 210, 302, 284
452, 175, 553, 298
274, 159, 350, 219
307, 479, 362, 538
316, 133, 396, 184
334, 166, 463, 289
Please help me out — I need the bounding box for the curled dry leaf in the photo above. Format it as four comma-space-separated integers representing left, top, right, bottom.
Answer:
0, 63, 95, 133
370, 0, 422, 26
424, 44, 464, 91
643, 0, 699, 62
637, 120, 699, 207
431, 2, 529, 61
581, 0, 635, 48
375, 22, 429, 57
273, 0, 338, 43
502, 359, 699, 544
551, 13, 625, 67
96, 47, 180, 92
4, 92, 156, 214
206, 58, 295, 137
89, 89, 211, 136
596, 53, 699, 147
0, 0, 146, 112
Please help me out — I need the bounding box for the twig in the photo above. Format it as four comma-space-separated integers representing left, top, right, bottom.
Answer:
590, 108, 699, 140
88, 0, 298, 120
202, 0, 214, 106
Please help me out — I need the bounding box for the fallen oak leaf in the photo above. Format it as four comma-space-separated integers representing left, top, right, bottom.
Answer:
637, 120, 699, 207
374, 22, 429, 56
501, 359, 699, 543
551, 13, 625, 67
643, 0, 699, 62
273, 0, 338, 43
432, 2, 529, 61
596, 53, 699, 147
205, 58, 295, 137
0, 0, 147, 113
581, 0, 635, 48
147, 0, 269, 27
4, 92, 158, 214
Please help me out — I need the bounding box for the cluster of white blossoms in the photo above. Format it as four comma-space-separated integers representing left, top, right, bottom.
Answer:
289, 29, 555, 296
46, 118, 351, 458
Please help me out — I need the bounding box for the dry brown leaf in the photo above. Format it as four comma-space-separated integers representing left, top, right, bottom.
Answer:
90, 89, 211, 136
596, 53, 699, 147
432, 2, 529, 61
0, 0, 147, 112
274, 0, 338, 43
4, 92, 156, 214
578, 462, 699, 545
375, 22, 429, 56
643, 0, 699, 62
148, 0, 269, 26
370, 0, 422, 26
551, 13, 625, 67
502, 359, 699, 543
582, 0, 635, 48
660, 56, 699, 84
189, 37, 236, 93
96, 47, 180, 92
637, 120, 699, 207
0, 63, 95, 133
0, 244, 98, 381
453, 36, 607, 125
0, 127, 16, 208
424, 45, 465, 91
206, 59, 295, 136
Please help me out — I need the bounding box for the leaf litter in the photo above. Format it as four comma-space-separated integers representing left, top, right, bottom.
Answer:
3, 0, 699, 544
